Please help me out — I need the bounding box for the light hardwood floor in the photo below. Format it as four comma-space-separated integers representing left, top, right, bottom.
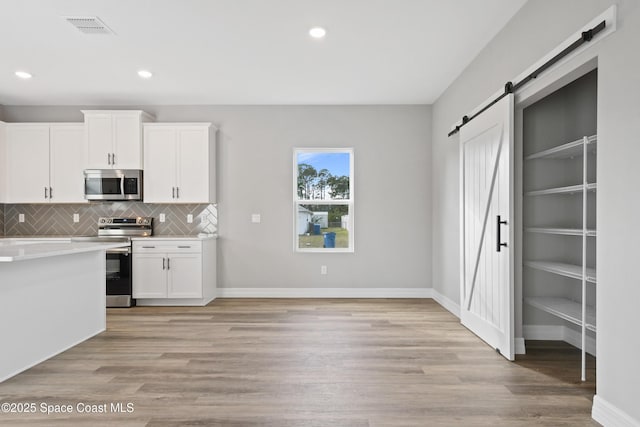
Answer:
0, 299, 597, 426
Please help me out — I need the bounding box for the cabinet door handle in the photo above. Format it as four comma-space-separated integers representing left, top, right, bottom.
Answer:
167, 258, 170, 270
177, 246, 191, 249
172, 187, 175, 198
49, 187, 53, 199
112, 153, 116, 165
496, 215, 508, 252
107, 153, 111, 165
44, 187, 48, 199
176, 187, 180, 199
142, 246, 156, 248
162, 258, 166, 270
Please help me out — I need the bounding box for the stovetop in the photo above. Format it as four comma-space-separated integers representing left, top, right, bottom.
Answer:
70, 235, 133, 243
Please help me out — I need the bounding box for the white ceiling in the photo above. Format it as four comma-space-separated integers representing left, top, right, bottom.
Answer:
0, 0, 527, 106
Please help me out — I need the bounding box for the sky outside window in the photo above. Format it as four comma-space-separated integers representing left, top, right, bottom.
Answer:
296, 151, 351, 201
296, 152, 350, 178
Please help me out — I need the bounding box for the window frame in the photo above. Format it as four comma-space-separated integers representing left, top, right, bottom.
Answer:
293, 147, 354, 253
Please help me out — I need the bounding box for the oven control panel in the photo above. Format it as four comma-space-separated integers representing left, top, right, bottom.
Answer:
99, 217, 152, 226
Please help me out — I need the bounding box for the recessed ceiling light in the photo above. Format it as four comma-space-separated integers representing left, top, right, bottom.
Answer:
137, 70, 153, 79
309, 27, 326, 39
15, 71, 32, 79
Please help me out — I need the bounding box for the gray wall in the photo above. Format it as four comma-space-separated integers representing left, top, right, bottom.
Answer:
431, 0, 640, 423
2, 105, 432, 290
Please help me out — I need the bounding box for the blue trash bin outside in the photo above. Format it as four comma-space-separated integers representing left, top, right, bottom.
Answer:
313, 224, 321, 235
323, 232, 336, 248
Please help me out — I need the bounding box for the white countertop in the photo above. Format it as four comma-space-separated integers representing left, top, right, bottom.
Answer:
1, 235, 217, 243
0, 241, 129, 263
0, 237, 72, 245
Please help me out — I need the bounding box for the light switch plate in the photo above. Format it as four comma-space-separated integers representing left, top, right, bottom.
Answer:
159, 213, 166, 223
321, 265, 328, 275
251, 214, 261, 223
187, 214, 193, 223
73, 213, 80, 223
18, 213, 25, 223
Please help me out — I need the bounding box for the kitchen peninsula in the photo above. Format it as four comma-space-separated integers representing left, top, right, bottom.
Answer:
0, 240, 127, 382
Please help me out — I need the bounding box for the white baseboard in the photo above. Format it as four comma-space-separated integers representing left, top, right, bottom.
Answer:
523, 324, 565, 340
216, 287, 433, 298
429, 293, 525, 354
593, 395, 640, 427
563, 325, 596, 357
136, 296, 215, 306
431, 289, 460, 317
523, 324, 596, 356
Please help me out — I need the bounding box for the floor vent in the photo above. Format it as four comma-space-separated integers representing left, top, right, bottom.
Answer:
63, 16, 114, 35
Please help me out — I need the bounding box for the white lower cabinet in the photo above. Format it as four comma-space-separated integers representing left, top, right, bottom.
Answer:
132, 253, 169, 299
132, 239, 216, 306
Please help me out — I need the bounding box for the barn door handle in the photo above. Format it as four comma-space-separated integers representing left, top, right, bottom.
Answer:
497, 215, 508, 252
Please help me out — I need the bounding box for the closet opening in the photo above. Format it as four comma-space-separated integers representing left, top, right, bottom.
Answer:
518, 68, 597, 382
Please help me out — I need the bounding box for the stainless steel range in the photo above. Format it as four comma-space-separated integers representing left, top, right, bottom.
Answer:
73, 217, 153, 307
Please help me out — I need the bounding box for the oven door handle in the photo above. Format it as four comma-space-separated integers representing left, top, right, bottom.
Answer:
107, 247, 132, 254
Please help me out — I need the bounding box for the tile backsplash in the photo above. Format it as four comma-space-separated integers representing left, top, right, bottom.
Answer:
2, 203, 217, 236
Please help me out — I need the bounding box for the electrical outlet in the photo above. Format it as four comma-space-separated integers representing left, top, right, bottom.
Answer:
187, 214, 193, 223
159, 213, 166, 223
73, 213, 80, 223
251, 214, 261, 223
320, 265, 328, 275
18, 213, 25, 223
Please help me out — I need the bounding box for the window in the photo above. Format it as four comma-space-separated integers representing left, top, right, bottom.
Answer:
294, 148, 354, 252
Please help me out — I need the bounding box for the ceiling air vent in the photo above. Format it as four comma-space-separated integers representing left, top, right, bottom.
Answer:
63, 16, 114, 35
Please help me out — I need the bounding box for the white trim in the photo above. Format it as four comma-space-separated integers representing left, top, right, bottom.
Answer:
429, 292, 525, 355
217, 287, 432, 298
523, 324, 565, 340
523, 324, 596, 356
431, 289, 460, 318
293, 147, 355, 253
593, 395, 640, 427
563, 325, 596, 357
135, 296, 215, 306
449, 5, 617, 133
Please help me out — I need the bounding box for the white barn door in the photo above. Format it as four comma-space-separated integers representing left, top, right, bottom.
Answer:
459, 94, 514, 360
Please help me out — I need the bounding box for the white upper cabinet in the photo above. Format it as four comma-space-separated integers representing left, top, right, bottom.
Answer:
142, 126, 175, 202
143, 123, 216, 203
83, 110, 153, 169
49, 125, 86, 203
5, 123, 86, 203
0, 122, 6, 203
6, 125, 49, 203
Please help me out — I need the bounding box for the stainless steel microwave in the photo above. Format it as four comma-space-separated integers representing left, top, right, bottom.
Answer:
84, 169, 143, 201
